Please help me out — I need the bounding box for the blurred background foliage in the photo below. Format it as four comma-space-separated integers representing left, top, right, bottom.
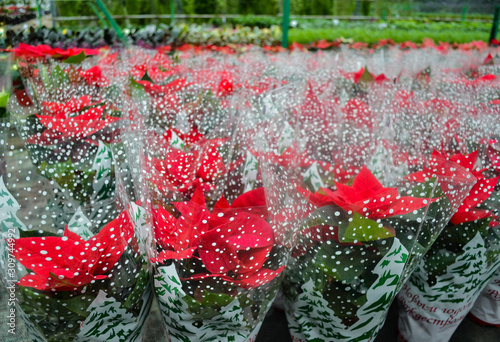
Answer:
51, 0, 498, 25
4, 1, 498, 45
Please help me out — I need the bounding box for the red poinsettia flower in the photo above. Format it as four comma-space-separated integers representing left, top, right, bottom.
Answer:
406, 150, 498, 225
12, 211, 133, 291
51, 47, 100, 59
300, 83, 325, 120
78, 66, 109, 87
25, 97, 119, 146
148, 130, 226, 193
312, 39, 333, 49
216, 71, 234, 97
162, 127, 204, 146
349, 67, 388, 84
351, 42, 369, 50
342, 99, 374, 130
137, 77, 191, 96
41, 95, 91, 116
11, 43, 54, 58
129, 51, 182, 83
152, 186, 209, 261
149, 149, 198, 192
152, 187, 280, 288
197, 210, 273, 274
14, 89, 34, 107
307, 166, 433, 220
136, 77, 191, 117
400, 41, 419, 50
11, 44, 99, 60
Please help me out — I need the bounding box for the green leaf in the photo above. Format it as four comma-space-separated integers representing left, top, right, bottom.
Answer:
19, 286, 91, 340
38, 157, 95, 203
479, 189, 500, 211
201, 291, 234, 308
321, 280, 368, 324
359, 66, 375, 83
313, 241, 373, 283
51, 65, 70, 87
19, 230, 59, 238
141, 70, 154, 83
301, 205, 346, 230
39, 159, 74, 179
59, 293, 94, 318
436, 217, 492, 252
39, 64, 53, 90
104, 84, 120, 101
405, 176, 443, 199
0, 88, 9, 108
130, 77, 147, 99
423, 249, 459, 285
123, 267, 150, 310
63, 51, 87, 64
339, 212, 395, 243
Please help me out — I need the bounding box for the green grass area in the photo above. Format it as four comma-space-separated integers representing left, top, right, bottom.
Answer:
289, 28, 491, 44
288, 19, 497, 44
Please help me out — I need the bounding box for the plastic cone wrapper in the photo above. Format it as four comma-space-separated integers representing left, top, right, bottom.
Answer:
396, 54, 500, 342
468, 267, 500, 326
0, 52, 12, 118
397, 149, 500, 342
0, 125, 152, 342
121, 50, 303, 341
8, 51, 124, 222
1, 43, 499, 342
280, 77, 476, 342
1, 49, 152, 342
0, 52, 12, 176
468, 115, 500, 330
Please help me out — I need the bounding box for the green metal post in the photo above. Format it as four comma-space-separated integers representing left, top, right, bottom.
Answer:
89, 2, 110, 28
94, 0, 127, 45
282, 0, 291, 48
171, 0, 175, 24
490, 7, 500, 44
36, 0, 42, 27
461, 7, 467, 23
50, 0, 56, 28
382, 9, 386, 21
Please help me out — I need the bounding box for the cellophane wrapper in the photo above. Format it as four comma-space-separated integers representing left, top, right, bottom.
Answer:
397, 54, 500, 342
468, 267, 500, 326
0, 50, 152, 342
280, 70, 477, 342
122, 48, 303, 342
397, 153, 500, 341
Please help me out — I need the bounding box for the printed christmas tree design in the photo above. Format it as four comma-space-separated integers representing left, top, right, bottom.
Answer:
155, 264, 201, 341
287, 237, 408, 342
78, 290, 137, 342
243, 151, 259, 193
0, 176, 27, 281
410, 232, 500, 304
155, 264, 261, 342
303, 162, 325, 192
91, 141, 115, 203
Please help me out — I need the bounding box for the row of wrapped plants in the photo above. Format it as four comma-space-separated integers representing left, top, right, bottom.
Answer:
3, 24, 499, 51
0, 43, 500, 342
0, 5, 36, 26
2, 24, 283, 50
